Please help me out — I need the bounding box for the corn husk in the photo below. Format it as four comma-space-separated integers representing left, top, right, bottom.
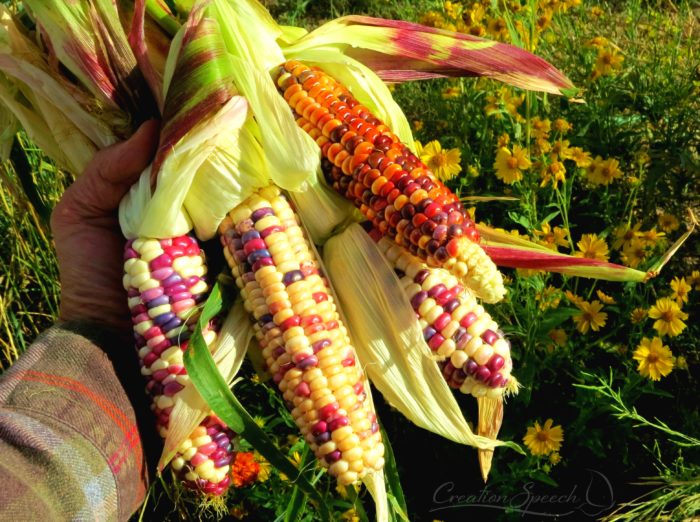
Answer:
324, 224, 515, 453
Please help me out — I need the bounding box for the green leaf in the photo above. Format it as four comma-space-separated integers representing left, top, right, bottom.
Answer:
183, 284, 331, 521
283, 445, 311, 522
379, 425, 408, 522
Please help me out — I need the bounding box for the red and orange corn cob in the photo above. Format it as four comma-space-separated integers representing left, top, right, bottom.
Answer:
123, 235, 236, 496
219, 186, 385, 486
274, 60, 505, 304
371, 230, 512, 400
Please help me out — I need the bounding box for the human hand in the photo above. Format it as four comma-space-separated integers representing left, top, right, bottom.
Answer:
51, 120, 160, 333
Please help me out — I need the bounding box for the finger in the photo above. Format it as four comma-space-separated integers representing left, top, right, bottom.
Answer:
87, 119, 161, 184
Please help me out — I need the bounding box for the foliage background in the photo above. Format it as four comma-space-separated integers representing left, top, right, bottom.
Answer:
1, 0, 698, 520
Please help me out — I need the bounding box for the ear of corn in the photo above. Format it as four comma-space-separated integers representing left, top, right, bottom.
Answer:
372, 230, 512, 400
218, 185, 385, 486
123, 235, 236, 496
274, 60, 505, 304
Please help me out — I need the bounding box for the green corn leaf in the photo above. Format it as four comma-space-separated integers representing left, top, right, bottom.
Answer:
184, 284, 332, 522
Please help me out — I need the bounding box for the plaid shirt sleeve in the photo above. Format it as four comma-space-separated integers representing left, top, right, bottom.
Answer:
0, 322, 157, 521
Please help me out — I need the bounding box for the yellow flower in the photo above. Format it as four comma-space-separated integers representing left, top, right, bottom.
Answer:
420, 11, 446, 27
633, 337, 674, 381
414, 140, 424, 156
676, 355, 688, 370
467, 165, 479, 177
549, 452, 562, 465
494, 145, 531, 184
553, 118, 572, 134
253, 451, 272, 482
689, 270, 700, 291
536, 9, 553, 33
574, 233, 610, 261
648, 297, 688, 337
670, 277, 691, 305
550, 139, 574, 162
540, 160, 567, 189
341, 508, 361, 522
536, 286, 562, 311
657, 213, 680, 234
487, 17, 509, 40
565, 290, 584, 307
596, 289, 616, 304
497, 133, 511, 148
621, 239, 648, 268
547, 328, 568, 348
590, 6, 604, 17
485, 87, 524, 119
523, 418, 564, 456
533, 223, 569, 251
587, 36, 609, 48
612, 222, 642, 250
639, 227, 665, 248
253, 416, 266, 429
412, 119, 424, 132
630, 307, 647, 324
588, 157, 622, 186
530, 116, 551, 141
442, 85, 462, 99
592, 48, 624, 79
534, 138, 552, 155
573, 300, 607, 334
569, 147, 592, 168
420, 140, 463, 182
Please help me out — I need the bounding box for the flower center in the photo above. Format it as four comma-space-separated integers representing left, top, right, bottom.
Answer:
507, 157, 519, 169
661, 311, 674, 322
647, 353, 659, 364
536, 432, 549, 441
432, 153, 447, 168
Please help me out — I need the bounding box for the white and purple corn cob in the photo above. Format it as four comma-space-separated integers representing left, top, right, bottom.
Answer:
123, 235, 236, 496
371, 230, 513, 400
219, 186, 385, 486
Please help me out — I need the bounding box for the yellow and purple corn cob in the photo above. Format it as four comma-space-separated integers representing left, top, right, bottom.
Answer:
370, 229, 512, 399
219, 186, 385, 486
274, 60, 505, 304
123, 235, 236, 496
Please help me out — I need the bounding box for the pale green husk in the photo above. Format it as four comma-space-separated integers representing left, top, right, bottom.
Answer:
324, 224, 510, 451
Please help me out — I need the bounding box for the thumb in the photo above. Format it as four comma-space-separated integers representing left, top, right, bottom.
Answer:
65, 120, 160, 217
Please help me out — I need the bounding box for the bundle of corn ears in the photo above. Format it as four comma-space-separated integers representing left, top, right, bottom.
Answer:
0, 0, 656, 515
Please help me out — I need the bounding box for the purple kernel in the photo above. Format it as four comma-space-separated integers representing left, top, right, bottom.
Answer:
124, 247, 138, 260
427, 284, 447, 298
214, 455, 234, 468
212, 431, 229, 442
414, 269, 430, 284
465, 359, 479, 375
312, 339, 331, 353
312, 421, 327, 436
163, 381, 185, 396
150, 253, 173, 270
443, 298, 460, 313
488, 373, 504, 388
325, 450, 342, 463
252, 258, 275, 271
151, 267, 174, 281
161, 274, 183, 287
410, 291, 429, 309
162, 317, 184, 333
283, 270, 305, 286
296, 355, 318, 370
481, 329, 499, 346
153, 312, 176, 327
453, 328, 471, 349
210, 448, 227, 460
423, 326, 437, 342
248, 249, 271, 264
259, 314, 273, 324
170, 291, 191, 303
475, 366, 492, 383
147, 295, 170, 308
241, 230, 261, 243
251, 207, 274, 221
315, 432, 331, 444
272, 346, 286, 358
164, 283, 188, 296
371, 421, 379, 433
487, 355, 505, 372
217, 437, 231, 449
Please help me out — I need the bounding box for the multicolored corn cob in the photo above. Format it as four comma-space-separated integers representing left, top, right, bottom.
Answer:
219, 185, 385, 486
371, 230, 512, 400
274, 60, 506, 304
123, 235, 236, 496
